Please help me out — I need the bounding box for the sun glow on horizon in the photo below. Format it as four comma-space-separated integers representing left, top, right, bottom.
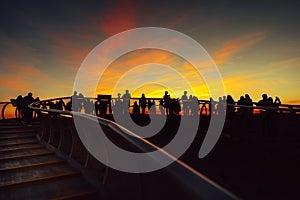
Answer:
95, 48, 213, 99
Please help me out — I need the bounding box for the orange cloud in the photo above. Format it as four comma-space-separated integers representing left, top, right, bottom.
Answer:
49, 32, 91, 68
214, 32, 267, 64
5, 61, 48, 80
100, 0, 137, 36
0, 74, 29, 92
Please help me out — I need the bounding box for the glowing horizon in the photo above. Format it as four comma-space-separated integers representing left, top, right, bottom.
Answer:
0, 1, 299, 105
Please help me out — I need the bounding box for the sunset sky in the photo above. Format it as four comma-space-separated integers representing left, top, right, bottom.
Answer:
0, 0, 299, 104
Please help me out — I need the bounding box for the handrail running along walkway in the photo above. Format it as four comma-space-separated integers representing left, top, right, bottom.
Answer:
27, 98, 242, 200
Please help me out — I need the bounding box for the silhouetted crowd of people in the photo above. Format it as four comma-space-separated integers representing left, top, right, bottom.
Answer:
56, 91, 282, 120
32, 91, 283, 118
12, 90, 284, 136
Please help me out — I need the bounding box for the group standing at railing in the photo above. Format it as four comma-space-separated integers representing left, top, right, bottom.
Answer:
67, 90, 202, 117
39, 90, 285, 116
11, 92, 40, 125
10, 89, 296, 128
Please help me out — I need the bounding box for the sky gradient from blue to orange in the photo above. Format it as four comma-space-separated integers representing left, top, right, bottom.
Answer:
0, 0, 300, 104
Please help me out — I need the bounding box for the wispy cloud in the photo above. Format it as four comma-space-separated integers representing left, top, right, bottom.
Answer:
270, 56, 300, 68
0, 74, 29, 92
213, 31, 267, 64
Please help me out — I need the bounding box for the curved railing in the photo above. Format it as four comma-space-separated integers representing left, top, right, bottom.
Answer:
0, 101, 11, 120
28, 98, 240, 200
2, 95, 299, 121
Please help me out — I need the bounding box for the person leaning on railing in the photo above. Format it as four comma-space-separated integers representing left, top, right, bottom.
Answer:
22, 92, 35, 125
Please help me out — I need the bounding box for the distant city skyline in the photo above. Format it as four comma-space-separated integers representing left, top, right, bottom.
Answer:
0, 0, 299, 104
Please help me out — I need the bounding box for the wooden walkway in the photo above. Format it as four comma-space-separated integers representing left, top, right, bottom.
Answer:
0, 119, 99, 200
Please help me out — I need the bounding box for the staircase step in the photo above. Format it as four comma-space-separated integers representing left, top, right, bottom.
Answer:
0, 125, 39, 130
0, 175, 98, 200
0, 163, 79, 188
0, 129, 38, 134
0, 154, 65, 171
0, 144, 44, 154
0, 119, 21, 125
0, 140, 38, 147
0, 159, 66, 172
0, 148, 54, 161
0, 143, 43, 152
0, 133, 36, 140
0, 138, 38, 146
0, 118, 40, 123
49, 190, 98, 200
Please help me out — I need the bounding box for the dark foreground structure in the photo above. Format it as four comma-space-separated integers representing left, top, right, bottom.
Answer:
0, 96, 299, 200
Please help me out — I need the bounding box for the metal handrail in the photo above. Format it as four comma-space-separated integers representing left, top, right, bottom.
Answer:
2, 94, 298, 121
28, 100, 240, 200
0, 101, 12, 120
31, 96, 300, 114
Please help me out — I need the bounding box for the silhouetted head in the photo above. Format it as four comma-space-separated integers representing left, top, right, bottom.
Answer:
126, 90, 129, 94
262, 94, 267, 100
28, 92, 32, 97
268, 97, 273, 104
165, 91, 168, 95
240, 96, 245, 100
245, 94, 250, 99
184, 91, 187, 95
142, 93, 145, 97
117, 93, 121, 97
73, 91, 77, 95
227, 95, 233, 102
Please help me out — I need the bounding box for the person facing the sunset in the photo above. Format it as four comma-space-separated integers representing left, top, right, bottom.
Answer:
163, 91, 170, 115
139, 93, 147, 115
257, 94, 268, 107
182, 91, 189, 116
22, 92, 35, 125
122, 90, 131, 113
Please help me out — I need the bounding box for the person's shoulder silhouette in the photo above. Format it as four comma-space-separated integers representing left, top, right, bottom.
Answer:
182, 91, 188, 100
244, 94, 253, 106
72, 91, 78, 98
122, 90, 131, 100
237, 96, 245, 105
258, 93, 268, 106
226, 95, 234, 105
